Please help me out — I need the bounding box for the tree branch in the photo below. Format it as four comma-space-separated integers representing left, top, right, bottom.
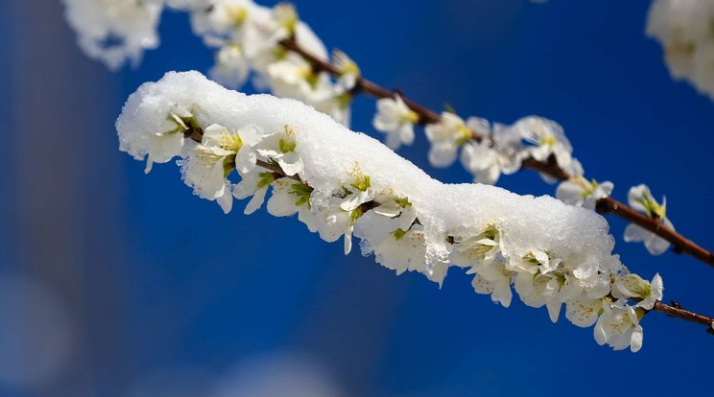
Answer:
653, 301, 714, 330
279, 39, 714, 270
183, 121, 714, 335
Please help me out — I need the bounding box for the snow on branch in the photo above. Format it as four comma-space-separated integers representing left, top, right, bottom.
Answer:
62, 1, 714, 268
117, 71, 688, 352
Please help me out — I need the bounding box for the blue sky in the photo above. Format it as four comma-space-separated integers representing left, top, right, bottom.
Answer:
3, 0, 714, 396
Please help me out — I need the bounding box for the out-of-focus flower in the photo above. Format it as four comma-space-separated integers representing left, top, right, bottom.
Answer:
373, 95, 418, 150
556, 177, 614, 210
425, 112, 478, 167
646, 0, 714, 100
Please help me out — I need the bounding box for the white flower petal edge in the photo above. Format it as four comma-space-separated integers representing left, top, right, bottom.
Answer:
624, 184, 675, 256
373, 95, 418, 150
117, 71, 665, 352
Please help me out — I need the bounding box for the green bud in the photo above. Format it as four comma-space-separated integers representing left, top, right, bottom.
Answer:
291, 183, 313, 208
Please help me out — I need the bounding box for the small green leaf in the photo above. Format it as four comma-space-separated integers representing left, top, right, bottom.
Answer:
350, 207, 363, 225
257, 172, 275, 188
392, 228, 407, 240
394, 196, 411, 208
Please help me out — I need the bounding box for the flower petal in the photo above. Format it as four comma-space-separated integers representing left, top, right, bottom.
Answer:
623, 224, 647, 243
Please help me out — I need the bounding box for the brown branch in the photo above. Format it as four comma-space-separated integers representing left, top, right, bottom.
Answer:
183, 120, 713, 334
596, 198, 714, 267
256, 159, 302, 182
652, 301, 714, 330
278, 39, 714, 269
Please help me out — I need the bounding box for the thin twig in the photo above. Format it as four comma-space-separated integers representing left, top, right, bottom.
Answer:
652, 301, 714, 329
279, 39, 714, 269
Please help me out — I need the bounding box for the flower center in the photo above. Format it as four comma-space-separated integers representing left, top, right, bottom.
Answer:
540, 134, 557, 147
401, 110, 419, 125
227, 5, 248, 26
220, 132, 243, 153
455, 124, 473, 145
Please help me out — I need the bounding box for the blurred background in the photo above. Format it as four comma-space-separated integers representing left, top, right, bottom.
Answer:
2, 0, 714, 396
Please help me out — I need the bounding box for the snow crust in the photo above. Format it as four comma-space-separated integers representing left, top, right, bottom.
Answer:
118, 71, 619, 270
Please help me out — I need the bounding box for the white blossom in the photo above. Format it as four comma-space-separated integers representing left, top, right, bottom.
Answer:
266, 178, 318, 230
646, 0, 714, 100
471, 259, 513, 308
454, 225, 513, 309
181, 124, 245, 213
62, 0, 162, 70
256, 124, 304, 176
511, 116, 573, 175
353, 198, 415, 245
332, 49, 360, 92
515, 271, 563, 323
210, 45, 251, 88
425, 112, 478, 167
558, 258, 612, 302
317, 164, 375, 254
451, 224, 503, 269
373, 95, 418, 150
363, 226, 426, 274
310, 90, 352, 127
624, 184, 674, 255
313, 200, 357, 255
613, 273, 663, 310
459, 120, 523, 185
353, 191, 425, 277
556, 177, 614, 210
565, 296, 603, 328
234, 170, 273, 214
594, 300, 644, 353
190, 0, 258, 38
509, 250, 559, 275
141, 110, 191, 173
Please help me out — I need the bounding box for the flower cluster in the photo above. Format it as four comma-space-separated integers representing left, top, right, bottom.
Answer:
64, 0, 359, 125
373, 104, 585, 186
62, 0, 163, 70
373, 102, 678, 258
190, 0, 357, 125
647, 0, 714, 100
117, 71, 668, 352
373, 106, 618, 214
